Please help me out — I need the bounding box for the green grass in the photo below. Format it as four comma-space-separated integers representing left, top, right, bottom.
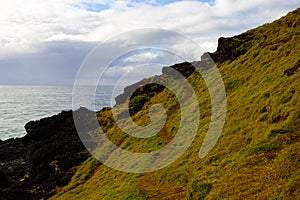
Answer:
51, 8, 300, 199
241, 143, 280, 156
186, 182, 212, 199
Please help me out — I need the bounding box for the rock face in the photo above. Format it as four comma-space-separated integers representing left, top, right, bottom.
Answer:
209, 33, 254, 63
115, 79, 165, 105
0, 108, 97, 200
115, 61, 196, 105
162, 62, 196, 79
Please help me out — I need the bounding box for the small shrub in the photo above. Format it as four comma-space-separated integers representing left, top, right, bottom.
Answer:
225, 79, 236, 91
167, 101, 178, 111
187, 182, 212, 200
279, 89, 294, 103
269, 128, 292, 137
262, 92, 270, 99
242, 143, 280, 156
280, 95, 292, 103
129, 95, 150, 115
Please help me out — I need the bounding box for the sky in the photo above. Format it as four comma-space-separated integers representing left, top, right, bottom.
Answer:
0, 0, 299, 86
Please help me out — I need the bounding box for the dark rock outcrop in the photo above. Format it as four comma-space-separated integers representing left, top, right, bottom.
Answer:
209, 33, 254, 63
0, 108, 97, 200
162, 62, 196, 79
115, 61, 196, 105
115, 79, 165, 105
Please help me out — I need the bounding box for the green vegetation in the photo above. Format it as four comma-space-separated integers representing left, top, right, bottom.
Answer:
187, 182, 212, 199
129, 95, 151, 115
51, 8, 300, 199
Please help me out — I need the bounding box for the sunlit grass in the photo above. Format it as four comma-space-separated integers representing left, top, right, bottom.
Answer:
51, 8, 300, 199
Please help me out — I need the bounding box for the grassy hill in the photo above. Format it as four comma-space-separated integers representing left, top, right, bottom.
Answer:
51, 8, 300, 199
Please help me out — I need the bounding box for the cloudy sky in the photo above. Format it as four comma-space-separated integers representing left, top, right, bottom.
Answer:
0, 0, 299, 85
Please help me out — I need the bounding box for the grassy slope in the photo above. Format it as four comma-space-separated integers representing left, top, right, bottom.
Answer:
51, 8, 300, 199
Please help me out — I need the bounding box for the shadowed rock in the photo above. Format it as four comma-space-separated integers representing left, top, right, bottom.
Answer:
0, 108, 98, 200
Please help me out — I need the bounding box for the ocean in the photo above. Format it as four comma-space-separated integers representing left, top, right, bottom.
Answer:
0, 85, 114, 140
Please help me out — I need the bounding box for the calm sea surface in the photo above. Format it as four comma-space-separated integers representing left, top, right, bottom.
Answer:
0, 85, 114, 140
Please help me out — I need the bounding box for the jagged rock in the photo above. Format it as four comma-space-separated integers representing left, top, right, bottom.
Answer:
0, 108, 97, 200
115, 62, 196, 105
162, 62, 195, 79
115, 80, 148, 105
209, 33, 254, 63
115, 81, 165, 105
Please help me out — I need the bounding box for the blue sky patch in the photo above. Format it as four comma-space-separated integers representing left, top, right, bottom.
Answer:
77, 1, 215, 11
81, 2, 110, 12
130, 0, 214, 6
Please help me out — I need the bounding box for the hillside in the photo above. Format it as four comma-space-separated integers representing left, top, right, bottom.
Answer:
50, 8, 300, 199
1, 8, 299, 200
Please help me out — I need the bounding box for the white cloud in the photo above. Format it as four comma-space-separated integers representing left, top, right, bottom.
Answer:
105, 65, 135, 78
101, 63, 163, 86
0, 0, 299, 84
1, 0, 299, 57
123, 52, 158, 63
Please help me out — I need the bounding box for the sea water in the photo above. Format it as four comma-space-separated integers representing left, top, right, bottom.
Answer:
0, 85, 114, 140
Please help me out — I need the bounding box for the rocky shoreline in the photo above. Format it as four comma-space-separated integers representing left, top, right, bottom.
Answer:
0, 108, 96, 200
2, 8, 299, 198
0, 59, 198, 199
0, 30, 254, 199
